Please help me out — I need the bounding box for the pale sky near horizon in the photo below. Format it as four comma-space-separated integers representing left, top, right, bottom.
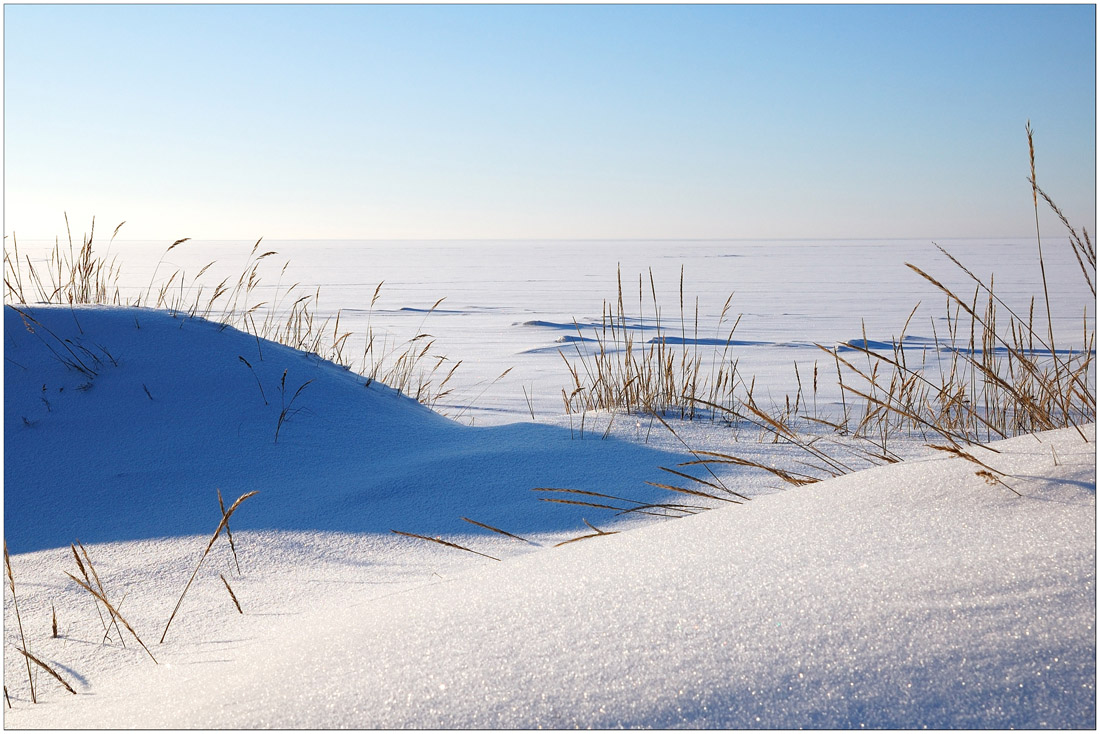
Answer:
4, 4, 1096, 241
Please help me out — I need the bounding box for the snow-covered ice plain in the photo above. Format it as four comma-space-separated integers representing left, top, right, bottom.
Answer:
4, 237, 1095, 727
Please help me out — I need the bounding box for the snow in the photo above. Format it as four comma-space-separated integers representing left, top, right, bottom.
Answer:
10, 237, 1091, 424
3, 237, 1095, 728
4, 305, 688, 552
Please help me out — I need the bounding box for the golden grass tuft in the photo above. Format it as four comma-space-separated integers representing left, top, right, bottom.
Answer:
558, 266, 744, 420
4, 226, 463, 410
542, 125, 1093, 521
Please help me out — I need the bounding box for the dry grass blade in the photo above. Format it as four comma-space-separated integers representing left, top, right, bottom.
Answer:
554, 518, 619, 547
645, 479, 746, 503
390, 529, 501, 561
160, 490, 259, 643
238, 356, 268, 406
616, 501, 708, 517
533, 486, 655, 507
14, 648, 76, 695
51, 604, 57, 638
76, 540, 126, 647
660, 465, 750, 501
65, 573, 157, 664
926, 443, 1011, 478
645, 404, 740, 493
70, 543, 108, 636
537, 496, 632, 512
460, 517, 537, 545
5, 541, 36, 703
533, 487, 682, 516
975, 469, 1021, 495
274, 374, 313, 443
218, 489, 242, 575
4, 685, 10, 709
220, 574, 243, 614
680, 451, 822, 487
1026, 121, 1058, 363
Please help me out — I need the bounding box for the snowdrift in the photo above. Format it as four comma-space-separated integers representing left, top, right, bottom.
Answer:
3, 304, 1095, 728
5, 305, 688, 552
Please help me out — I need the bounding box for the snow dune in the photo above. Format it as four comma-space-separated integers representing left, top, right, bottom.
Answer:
3, 304, 1095, 728
5, 305, 688, 553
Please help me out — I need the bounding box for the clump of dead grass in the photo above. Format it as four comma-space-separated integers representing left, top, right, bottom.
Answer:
553, 125, 1094, 513
559, 265, 745, 420
4, 227, 462, 409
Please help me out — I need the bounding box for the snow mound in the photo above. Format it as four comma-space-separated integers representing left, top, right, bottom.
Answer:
4, 305, 1094, 728
4, 305, 689, 552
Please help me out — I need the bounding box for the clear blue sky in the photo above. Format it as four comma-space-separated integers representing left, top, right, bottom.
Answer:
4, 4, 1096, 240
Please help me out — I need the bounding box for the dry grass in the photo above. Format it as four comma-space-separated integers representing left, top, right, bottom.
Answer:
460, 517, 537, 546
3, 227, 461, 409
553, 519, 618, 548
3, 492, 261, 705
549, 126, 1094, 515
71, 540, 126, 647
218, 489, 243, 575
160, 490, 258, 644
817, 127, 1094, 449
390, 529, 501, 561
14, 648, 76, 696
533, 486, 703, 518
220, 574, 243, 614
559, 266, 745, 420
274, 370, 314, 444
65, 571, 157, 664
5, 542, 37, 703
69, 543, 109, 641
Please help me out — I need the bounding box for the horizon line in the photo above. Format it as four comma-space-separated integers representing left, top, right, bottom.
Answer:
5, 234, 1042, 244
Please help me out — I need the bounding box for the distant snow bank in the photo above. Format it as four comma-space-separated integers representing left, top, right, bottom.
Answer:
9, 423, 1094, 729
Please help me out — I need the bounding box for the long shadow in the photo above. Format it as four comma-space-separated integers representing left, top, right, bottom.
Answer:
5, 306, 705, 553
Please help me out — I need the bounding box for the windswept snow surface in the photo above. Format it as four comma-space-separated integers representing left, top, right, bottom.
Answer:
3, 304, 1096, 728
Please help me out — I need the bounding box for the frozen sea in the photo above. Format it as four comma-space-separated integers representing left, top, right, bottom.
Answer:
12, 236, 1093, 424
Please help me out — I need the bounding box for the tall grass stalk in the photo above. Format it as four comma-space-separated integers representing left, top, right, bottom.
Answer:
160, 490, 258, 643
5, 542, 36, 703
